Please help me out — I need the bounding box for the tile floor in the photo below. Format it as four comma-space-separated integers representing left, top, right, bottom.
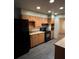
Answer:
17, 39, 58, 59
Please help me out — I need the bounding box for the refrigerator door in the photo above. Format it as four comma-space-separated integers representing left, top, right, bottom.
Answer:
14, 19, 30, 58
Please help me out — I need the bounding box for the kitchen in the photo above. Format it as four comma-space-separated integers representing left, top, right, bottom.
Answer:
14, 0, 65, 59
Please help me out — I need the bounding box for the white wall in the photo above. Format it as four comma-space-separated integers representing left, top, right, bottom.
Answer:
21, 9, 48, 18
54, 16, 59, 39
51, 15, 65, 39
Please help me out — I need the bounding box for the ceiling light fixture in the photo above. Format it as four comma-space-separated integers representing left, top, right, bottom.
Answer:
49, 0, 54, 3
59, 7, 64, 10
54, 13, 58, 15
36, 6, 40, 10
48, 10, 51, 13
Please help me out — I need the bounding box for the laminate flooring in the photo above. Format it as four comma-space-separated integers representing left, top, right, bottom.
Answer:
17, 39, 58, 59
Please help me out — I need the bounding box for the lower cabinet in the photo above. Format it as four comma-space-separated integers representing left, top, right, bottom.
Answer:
55, 45, 65, 59
38, 33, 44, 44
30, 33, 44, 48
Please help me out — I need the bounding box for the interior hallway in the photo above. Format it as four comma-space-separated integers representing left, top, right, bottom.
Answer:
17, 39, 58, 59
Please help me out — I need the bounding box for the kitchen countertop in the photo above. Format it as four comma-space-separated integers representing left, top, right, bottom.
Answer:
29, 31, 45, 35
54, 38, 65, 48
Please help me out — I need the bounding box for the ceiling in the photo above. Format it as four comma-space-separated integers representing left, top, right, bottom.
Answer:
15, 0, 65, 15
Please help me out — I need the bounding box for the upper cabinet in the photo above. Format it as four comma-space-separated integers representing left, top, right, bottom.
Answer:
21, 15, 48, 28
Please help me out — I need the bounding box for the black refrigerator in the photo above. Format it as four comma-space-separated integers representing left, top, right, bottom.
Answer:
14, 19, 30, 59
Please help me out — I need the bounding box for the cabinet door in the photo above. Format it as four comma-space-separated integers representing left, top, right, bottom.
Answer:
30, 35, 33, 48
34, 34, 38, 45
55, 45, 65, 59
30, 34, 38, 48
30, 33, 44, 48
38, 33, 44, 44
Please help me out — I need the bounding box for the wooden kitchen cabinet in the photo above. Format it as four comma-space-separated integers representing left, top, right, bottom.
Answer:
55, 45, 65, 59
38, 33, 44, 44
30, 31, 44, 48
54, 38, 65, 59
30, 34, 38, 48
